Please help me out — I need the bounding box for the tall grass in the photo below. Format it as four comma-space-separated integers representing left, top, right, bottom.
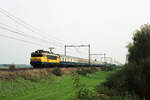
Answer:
0, 69, 52, 81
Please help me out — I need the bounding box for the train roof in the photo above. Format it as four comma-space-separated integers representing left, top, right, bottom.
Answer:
58, 54, 89, 60
32, 50, 58, 56
32, 50, 103, 63
33, 50, 86, 58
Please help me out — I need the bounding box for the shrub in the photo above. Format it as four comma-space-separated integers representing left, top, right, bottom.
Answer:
95, 85, 119, 96
101, 65, 115, 71
76, 68, 88, 76
90, 67, 98, 73
76, 67, 98, 76
71, 72, 82, 88
68, 88, 99, 100
95, 85, 140, 100
101, 60, 150, 100
52, 67, 63, 76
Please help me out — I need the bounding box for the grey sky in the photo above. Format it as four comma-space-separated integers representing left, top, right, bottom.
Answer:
0, 0, 149, 64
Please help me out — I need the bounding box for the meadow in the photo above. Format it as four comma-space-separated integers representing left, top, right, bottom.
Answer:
0, 70, 114, 100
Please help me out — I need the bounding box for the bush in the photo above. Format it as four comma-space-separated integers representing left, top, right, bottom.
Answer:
76, 68, 88, 76
71, 72, 82, 88
90, 67, 98, 73
52, 67, 63, 76
95, 85, 140, 100
68, 88, 99, 100
95, 85, 119, 96
76, 67, 98, 76
9, 64, 16, 70
101, 65, 115, 71
101, 59, 150, 100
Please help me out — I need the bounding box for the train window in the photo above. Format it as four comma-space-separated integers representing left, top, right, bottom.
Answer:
47, 55, 57, 60
31, 53, 43, 57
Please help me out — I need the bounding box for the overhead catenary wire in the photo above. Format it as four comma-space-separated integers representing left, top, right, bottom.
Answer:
0, 8, 82, 54
0, 34, 42, 46
0, 24, 86, 58
0, 23, 67, 53
0, 8, 67, 49
0, 8, 86, 58
0, 25, 50, 45
0, 24, 66, 51
0, 8, 66, 46
0, 23, 64, 47
73, 47, 86, 57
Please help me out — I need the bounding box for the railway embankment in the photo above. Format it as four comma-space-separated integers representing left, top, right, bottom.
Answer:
0, 67, 100, 80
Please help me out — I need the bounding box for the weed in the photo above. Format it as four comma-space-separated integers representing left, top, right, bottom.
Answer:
71, 72, 82, 89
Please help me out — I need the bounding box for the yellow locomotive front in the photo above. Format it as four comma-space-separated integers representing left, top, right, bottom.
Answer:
30, 50, 60, 68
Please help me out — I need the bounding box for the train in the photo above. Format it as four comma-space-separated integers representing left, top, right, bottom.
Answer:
30, 50, 104, 68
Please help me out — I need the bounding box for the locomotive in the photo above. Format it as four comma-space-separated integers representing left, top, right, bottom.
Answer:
30, 50, 103, 68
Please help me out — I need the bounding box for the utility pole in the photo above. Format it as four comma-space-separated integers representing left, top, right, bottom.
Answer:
104, 53, 106, 63
64, 44, 91, 65
88, 44, 90, 65
64, 45, 66, 56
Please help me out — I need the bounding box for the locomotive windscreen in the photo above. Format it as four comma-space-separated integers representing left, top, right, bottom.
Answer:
47, 55, 57, 60
31, 53, 43, 57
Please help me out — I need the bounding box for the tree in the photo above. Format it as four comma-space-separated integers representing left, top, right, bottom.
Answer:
127, 24, 150, 63
100, 24, 150, 100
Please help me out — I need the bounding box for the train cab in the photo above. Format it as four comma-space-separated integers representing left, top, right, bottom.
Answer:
30, 50, 60, 68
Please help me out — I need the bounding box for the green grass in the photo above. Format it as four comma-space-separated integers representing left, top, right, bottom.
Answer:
0, 67, 9, 69
0, 71, 115, 100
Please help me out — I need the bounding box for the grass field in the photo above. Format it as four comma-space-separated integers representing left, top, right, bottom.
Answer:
0, 67, 9, 69
0, 70, 115, 100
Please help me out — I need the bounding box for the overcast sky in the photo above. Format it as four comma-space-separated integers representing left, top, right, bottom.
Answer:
0, 0, 149, 64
